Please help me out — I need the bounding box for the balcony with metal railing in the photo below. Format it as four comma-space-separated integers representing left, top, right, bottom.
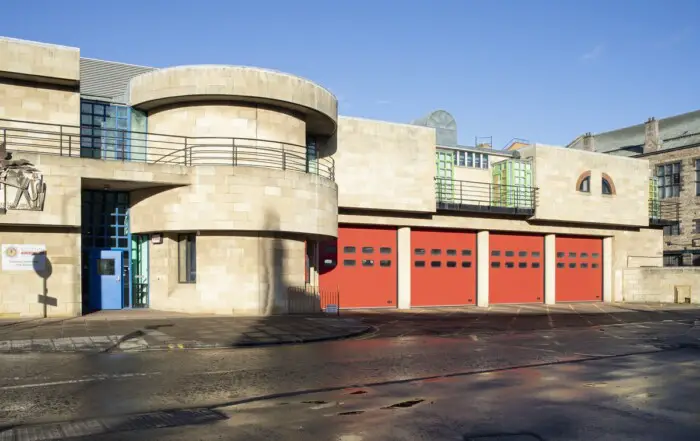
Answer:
649, 199, 680, 226
435, 177, 537, 216
0, 118, 335, 180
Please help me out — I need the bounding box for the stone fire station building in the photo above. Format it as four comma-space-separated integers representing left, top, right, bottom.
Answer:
0, 37, 675, 317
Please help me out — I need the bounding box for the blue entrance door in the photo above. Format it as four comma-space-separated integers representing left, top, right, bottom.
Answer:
89, 249, 123, 310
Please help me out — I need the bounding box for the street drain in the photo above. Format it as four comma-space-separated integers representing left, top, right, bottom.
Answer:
349, 390, 367, 395
302, 400, 328, 404
0, 409, 227, 440
337, 411, 365, 416
382, 399, 425, 409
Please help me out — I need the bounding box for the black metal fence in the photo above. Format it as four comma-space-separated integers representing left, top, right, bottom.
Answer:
287, 286, 340, 315
435, 177, 537, 216
0, 118, 335, 180
649, 199, 680, 226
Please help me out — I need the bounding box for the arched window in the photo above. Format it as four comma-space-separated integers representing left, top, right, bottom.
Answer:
602, 173, 616, 195
576, 171, 591, 193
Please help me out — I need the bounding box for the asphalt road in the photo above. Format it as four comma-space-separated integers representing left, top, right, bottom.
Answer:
1, 311, 700, 440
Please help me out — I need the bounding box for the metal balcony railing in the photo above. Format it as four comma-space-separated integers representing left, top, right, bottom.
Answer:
649, 199, 680, 226
435, 177, 537, 216
0, 118, 335, 180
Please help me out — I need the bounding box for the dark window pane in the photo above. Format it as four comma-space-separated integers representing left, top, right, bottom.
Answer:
568, 252, 576, 258
415, 261, 426, 267
581, 263, 589, 268
518, 251, 527, 257
362, 247, 374, 254
446, 249, 457, 256
379, 260, 391, 267
592, 263, 599, 269
557, 252, 565, 258
446, 261, 457, 268
462, 261, 472, 268
491, 250, 501, 257
532, 262, 540, 268
97, 259, 115, 276
505, 262, 515, 268
379, 247, 391, 254
518, 262, 527, 268
569, 263, 576, 268
343, 259, 356, 266
531, 251, 541, 258
491, 262, 500, 268
462, 249, 472, 256
343, 246, 356, 253
592, 253, 600, 259
505, 250, 515, 257
580, 252, 589, 258
362, 259, 374, 267
430, 261, 441, 267
557, 262, 565, 268
431, 249, 441, 256
415, 248, 426, 255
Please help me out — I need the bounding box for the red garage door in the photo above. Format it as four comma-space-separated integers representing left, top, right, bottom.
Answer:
411, 230, 476, 307
556, 237, 603, 302
489, 234, 544, 304
319, 226, 397, 308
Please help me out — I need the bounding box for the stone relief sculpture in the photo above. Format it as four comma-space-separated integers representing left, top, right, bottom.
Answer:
0, 142, 47, 212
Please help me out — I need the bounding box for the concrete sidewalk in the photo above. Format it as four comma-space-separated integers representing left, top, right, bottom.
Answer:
0, 311, 370, 353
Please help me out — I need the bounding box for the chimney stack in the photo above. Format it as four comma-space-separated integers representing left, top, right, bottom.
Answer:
582, 132, 596, 152
644, 117, 660, 154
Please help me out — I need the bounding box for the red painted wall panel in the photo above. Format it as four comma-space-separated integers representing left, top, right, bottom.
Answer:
489, 234, 544, 304
319, 226, 397, 308
555, 237, 603, 302
411, 230, 476, 307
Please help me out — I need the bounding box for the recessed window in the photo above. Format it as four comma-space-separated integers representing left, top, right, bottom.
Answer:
491, 262, 500, 268
379, 247, 391, 254
415, 261, 426, 268
431, 249, 441, 256
343, 246, 356, 253
657, 162, 681, 198
462, 249, 472, 256
664, 222, 681, 236
532, 262, 540, 268
446, 261, 457, 268
505, 250, 515, 257
531, 251, 541, 258
379, 260, 391, 267
505, 262, 515, 268
568, 252, 576, 258
361, 259, 374, 267
446, 249, 457, 256
592, 253, 600, 259
518, 251, 527, 257
343, 259, 356, 266
557, 262, 565, 268
430, 261, 442, 267
178, 233, 197, 283
569, 263, 576, 268
602, 174, 616, 195
415, 248, 426, 255
462, 261, 472, 268
491, 250, 501, 257
557, 252, 565, 258
592, 263, 599, 269
362, 247, 374, 254
577, 171, 591, 193
580, 252, 589, 258
518, 262, 527, 268
581, 263, 589, 268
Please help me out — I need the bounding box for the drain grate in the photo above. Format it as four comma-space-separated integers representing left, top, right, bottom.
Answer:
0, 409, 227, 441
381, 399, 425, 409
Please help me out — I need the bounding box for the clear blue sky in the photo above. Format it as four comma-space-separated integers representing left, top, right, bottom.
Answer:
2, 0, 699, 148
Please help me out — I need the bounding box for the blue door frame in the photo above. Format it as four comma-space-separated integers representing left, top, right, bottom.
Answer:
88, 249, 124, 310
